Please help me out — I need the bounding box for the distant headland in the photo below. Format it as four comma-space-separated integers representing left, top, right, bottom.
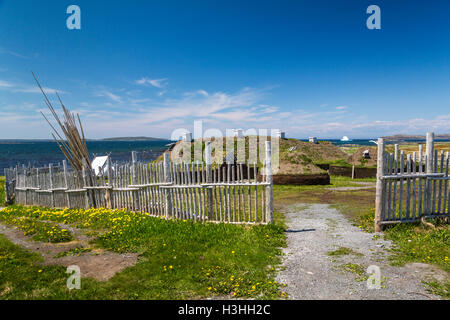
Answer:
382, 133, 450, 141
101, 136, 169, 141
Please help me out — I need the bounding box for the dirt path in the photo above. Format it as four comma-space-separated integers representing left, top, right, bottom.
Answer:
0, 220, 138, 281
275, 203, 447, 300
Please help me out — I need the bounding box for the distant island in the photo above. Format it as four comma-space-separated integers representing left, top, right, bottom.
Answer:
101, 136, 169, 141
382, 134, 450, 141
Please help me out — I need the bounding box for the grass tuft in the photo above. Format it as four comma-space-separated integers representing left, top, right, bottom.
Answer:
328, 247, 361, 257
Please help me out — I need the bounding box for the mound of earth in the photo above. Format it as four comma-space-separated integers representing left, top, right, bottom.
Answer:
158, 137, 348, 175
347, 146, 378, 167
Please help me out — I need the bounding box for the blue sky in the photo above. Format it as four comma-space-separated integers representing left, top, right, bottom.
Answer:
0, 0, 449, 139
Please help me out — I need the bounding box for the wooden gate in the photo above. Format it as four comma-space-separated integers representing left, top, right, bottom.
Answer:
375, 132, 450, 231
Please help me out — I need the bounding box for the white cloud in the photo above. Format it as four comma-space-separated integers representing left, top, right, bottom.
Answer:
135, 77, 168, 88
0, 78, 66, 94
197, 90, 208, 97
0, 80, 14, 88
0, 47, 29, 59
96, 90, 122, 103
2, 77, 449, 139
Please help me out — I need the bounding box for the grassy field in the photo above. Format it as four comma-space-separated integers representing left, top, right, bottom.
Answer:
0, 174, 448, 299
0, 204, 286, 299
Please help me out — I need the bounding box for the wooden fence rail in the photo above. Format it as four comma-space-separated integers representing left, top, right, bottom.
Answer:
375, 132, 450, 231
4, 141, 274, 224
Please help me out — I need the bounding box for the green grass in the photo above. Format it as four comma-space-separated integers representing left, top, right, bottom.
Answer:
0, 176, 5, 207
354, 208, 450, 298
354, 210, 450, 273
328, 247, 361, 257
339, 263, 368, 282
55, 247, 92, 258
423, 279, 450, 299
0, 210, 73, 243
273, 175, 375, 204
0, 206, 286, 299
314, 159, 351, 167
384, 222, 450, 273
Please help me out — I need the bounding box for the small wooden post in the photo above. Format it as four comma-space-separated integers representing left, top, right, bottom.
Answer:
205, 142, 214, 220
63, 160, 71, 208
375, 138, 385, 232
36, 168, 40, 206
265, 141, 274, 223
82, 159, 92, 209
131, 151, 140, 211
105, 156, 112, 209
3, 170, 8, 204
163, 153, 172, 218
49, 164, 55, 208
351, 165, 355, 179
425, 132, 434, 214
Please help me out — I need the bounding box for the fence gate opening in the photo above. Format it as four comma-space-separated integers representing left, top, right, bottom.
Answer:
375, 132, 450, 231
4, 141, 274, 224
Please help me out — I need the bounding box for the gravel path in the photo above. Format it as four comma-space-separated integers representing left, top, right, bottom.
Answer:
276, 203, 447, 300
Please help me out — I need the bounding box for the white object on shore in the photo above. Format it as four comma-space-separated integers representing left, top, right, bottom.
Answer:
233, 129, 244, 138
91, 155, 112, 176
276, 130, 286, 139
309, 137, 317, 144
182, 132, 192, 142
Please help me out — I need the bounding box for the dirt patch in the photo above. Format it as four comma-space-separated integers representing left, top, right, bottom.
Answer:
272, 173, 330, 185
0, 222, 139, 281
329, 165, 377, 179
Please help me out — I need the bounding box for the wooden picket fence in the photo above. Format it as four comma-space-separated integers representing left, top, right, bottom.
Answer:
4, 141, 274, 224
375, 132, 450, 231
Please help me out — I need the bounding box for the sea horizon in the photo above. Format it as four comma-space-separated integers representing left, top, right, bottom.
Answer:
2, 137, 450, 174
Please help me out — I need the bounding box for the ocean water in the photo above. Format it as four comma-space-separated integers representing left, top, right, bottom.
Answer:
2, 138, 449, 175
0, 140, 171, 173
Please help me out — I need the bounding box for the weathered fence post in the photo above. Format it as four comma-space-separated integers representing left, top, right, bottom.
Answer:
351, 165, 355, 179
5, 168, 12, 204
265, 141, 274, 223
205, 142, 214, 220
163, 153, 172, 218
425, 132, 434, 214
131, 151, 140, 211
49, 163, 55, 208
106, 156, 112, 209
375, 138, 385, 232
82, 159, 92, 209
35, 168, 40, 206
63, 160, 71, 208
